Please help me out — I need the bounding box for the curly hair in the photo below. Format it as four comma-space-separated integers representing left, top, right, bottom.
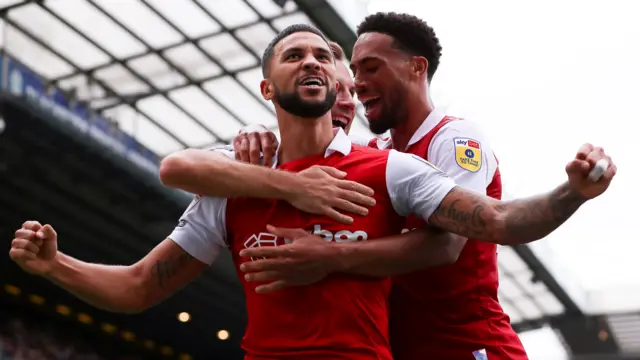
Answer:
357, 12, 442, 81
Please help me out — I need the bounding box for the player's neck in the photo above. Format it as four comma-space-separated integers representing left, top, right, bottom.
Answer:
390, 95, 434, 151
276, 111, 334, 164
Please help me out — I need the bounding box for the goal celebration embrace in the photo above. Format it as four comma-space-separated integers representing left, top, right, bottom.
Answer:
9, 10, 617, 360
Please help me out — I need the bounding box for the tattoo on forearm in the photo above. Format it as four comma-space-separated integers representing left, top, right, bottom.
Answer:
151, 251, 194, 289
496, 183, 585, 243
430, 184, 586, 244
430, 188, 491, 239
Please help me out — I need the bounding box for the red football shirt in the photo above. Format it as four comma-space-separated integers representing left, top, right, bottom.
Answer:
369, 110, 528, 360
170, 129, 457, 359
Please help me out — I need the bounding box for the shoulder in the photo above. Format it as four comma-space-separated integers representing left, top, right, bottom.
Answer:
435, 118, 489, 142
348, 145, 393, 163
183, 195, 228, 218
338, 146, 392, 182
429, 117, 498, 177
430, 118, 494, 158
387, 149, 444, 175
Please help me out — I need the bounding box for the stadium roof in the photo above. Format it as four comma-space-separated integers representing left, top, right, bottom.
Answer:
0, 0, 372, 156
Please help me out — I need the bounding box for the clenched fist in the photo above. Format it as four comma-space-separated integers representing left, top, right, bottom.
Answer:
9, 221, 58, 276
565, 143, 617, 199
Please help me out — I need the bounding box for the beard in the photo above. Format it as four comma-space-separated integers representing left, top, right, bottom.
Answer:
367, 90, 408, 135
275, 86, 337, 118
369, 109, 399, 134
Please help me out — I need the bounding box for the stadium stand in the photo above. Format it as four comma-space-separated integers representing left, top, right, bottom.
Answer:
0, 0, 638, 359
0, 299, 146, 360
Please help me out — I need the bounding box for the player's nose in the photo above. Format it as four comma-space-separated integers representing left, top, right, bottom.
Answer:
302, 54, 321, 71
337, 96, 355, 112
354, 79, 369, 98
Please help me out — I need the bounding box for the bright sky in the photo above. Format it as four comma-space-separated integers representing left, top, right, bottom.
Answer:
360, 0, 639, 303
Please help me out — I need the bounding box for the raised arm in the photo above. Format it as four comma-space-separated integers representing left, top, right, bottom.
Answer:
10, 196, 230, 313
426, 144, 616, 244
429, 182, 583, 244
10, 222, 207, 313
50, 240, 205, 313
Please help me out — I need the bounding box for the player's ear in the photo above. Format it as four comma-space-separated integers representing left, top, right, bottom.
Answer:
260, 79, 274, 101
410, 56, 428, 79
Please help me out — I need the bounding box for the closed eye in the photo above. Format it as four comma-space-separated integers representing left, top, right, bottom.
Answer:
364, 65, 379, 74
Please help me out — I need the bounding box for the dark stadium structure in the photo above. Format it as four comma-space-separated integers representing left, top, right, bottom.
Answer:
0, 0, 638, 359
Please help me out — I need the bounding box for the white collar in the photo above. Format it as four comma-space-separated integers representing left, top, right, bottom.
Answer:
272, 128, 352, 167
376, 108, 447, 151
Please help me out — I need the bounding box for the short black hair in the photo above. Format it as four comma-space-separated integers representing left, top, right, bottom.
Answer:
261, 24, 329, 77
357, 12, 442, 81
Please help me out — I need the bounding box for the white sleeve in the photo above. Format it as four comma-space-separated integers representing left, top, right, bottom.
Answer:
207, 144, 276, 166
386, 149, 457, 221
348, 133, 374, 147
427, 120, 498, 193
207, 144, 235, 159
168, 196, 228, 265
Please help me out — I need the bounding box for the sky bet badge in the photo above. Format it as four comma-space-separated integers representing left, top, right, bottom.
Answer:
454, 137, 482, 172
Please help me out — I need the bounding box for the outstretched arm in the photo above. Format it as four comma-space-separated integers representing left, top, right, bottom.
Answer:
11, 196, 229, 313
426, 144, 616, 244
48, 240, 207, 313
428, 183, 585, 245
10, 221, 208, 313
50, 195, 231, 311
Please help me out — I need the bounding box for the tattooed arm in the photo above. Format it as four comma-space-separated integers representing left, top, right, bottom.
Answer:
47, 240, 207, 313
427, 183, 586, 245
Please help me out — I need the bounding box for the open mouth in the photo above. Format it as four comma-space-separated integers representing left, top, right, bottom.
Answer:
299, 76, 325, 89
362, 97, 381, 111
362, 97, 381, 117
331, 114, 351, 129
332, 119, 348, 129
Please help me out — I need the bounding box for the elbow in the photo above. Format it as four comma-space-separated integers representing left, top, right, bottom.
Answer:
131, 266, 157, 313
159, 151, 194, 188
116, 266, 154, 314
123, 288, 152, 314
486, 208, 509, 245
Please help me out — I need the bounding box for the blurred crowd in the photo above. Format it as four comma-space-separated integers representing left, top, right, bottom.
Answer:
0, 313, 140, 360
